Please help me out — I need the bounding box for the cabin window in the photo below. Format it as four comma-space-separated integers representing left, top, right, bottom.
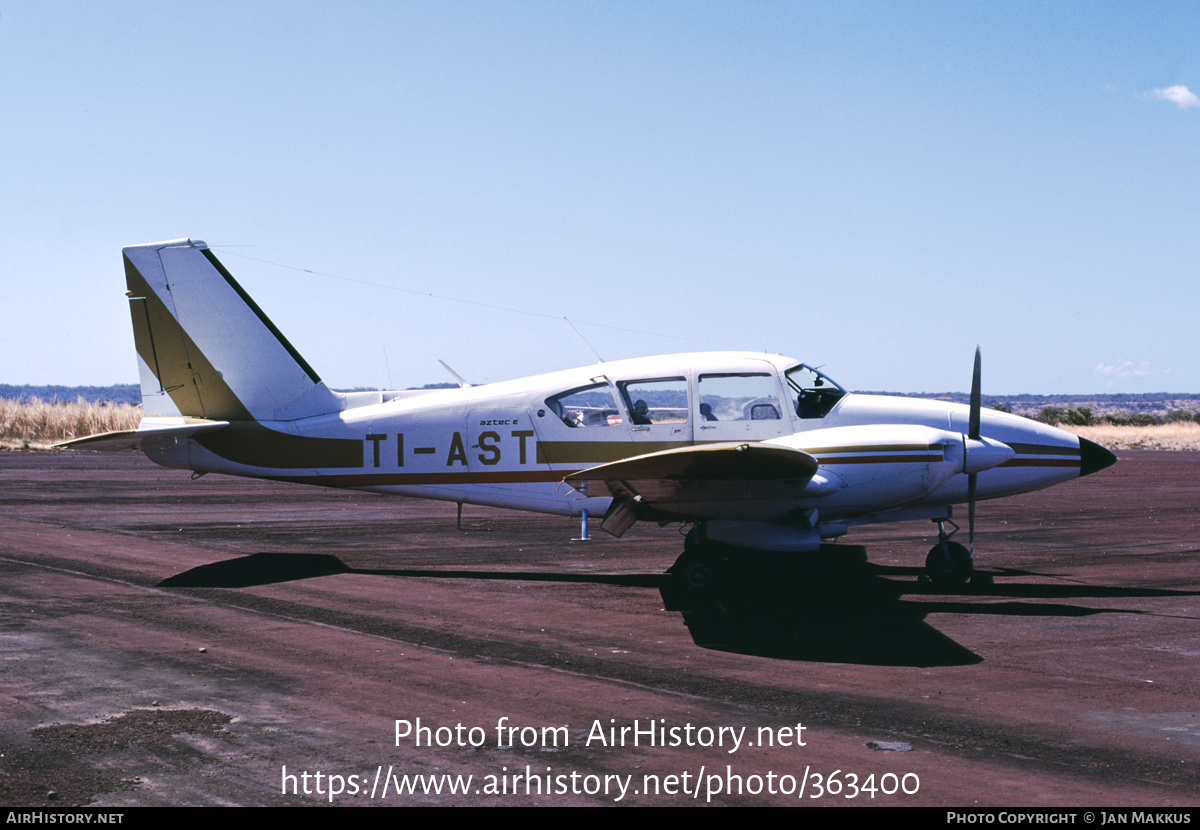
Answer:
697, 374, 783, 422
617, 378, 689, 425
544, 384, 623, 428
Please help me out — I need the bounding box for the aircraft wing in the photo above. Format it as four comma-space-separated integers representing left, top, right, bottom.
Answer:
565, 442, 835, 534
54, 419, 230, 452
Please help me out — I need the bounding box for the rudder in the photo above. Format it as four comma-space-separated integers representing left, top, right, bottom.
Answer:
124, 239, 341, 421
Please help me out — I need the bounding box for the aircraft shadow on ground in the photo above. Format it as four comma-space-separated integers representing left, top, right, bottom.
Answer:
159, 547, 1198, 668
158, 553, 665, 589
660, 546, 983, 667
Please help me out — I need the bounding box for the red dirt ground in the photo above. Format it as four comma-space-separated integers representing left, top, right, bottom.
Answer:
0, 449, 1197, 806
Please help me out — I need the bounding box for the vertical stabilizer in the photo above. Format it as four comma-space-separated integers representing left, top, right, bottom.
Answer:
123, 239, 341, 421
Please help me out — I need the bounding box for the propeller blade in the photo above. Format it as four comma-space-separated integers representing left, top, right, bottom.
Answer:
968, 472, 977, 551
968, 346, 981, 553
969, 345, 982, 441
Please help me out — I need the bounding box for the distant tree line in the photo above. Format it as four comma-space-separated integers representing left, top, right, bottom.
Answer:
5, 384, 1197, 426
1032, 405, 1200, 427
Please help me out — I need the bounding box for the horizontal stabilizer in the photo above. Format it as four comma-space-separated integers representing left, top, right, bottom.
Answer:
54, 419, 229, 452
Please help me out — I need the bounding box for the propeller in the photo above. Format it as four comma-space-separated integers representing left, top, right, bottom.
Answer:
968, 346, 981, 550
929, 346, 1011, 583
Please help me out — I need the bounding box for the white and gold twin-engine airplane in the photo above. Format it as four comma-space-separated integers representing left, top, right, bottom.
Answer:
63, 238, 1117, 585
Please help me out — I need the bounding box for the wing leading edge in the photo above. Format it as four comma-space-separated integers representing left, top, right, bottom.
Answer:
565, 442, 837, 536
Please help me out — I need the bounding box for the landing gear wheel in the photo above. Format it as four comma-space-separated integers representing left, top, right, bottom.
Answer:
682, 561, 713, 589
671, 551, 720, 588
669, 528, 725, 589
925, 541, 973, 586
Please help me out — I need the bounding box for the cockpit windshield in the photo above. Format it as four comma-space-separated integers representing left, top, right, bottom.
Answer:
784, 364, 847, 419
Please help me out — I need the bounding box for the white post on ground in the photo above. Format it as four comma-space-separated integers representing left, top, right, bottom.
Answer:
572, 507, 591, 542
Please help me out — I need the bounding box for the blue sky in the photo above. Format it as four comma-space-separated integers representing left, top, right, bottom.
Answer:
2, 1, 1196, 394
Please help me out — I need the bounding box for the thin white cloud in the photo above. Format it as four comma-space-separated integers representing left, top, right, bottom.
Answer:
1093, 361, 1152, 378
1149, 85, 1200, 109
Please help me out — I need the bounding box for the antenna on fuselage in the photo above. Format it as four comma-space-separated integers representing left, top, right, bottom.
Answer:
438, 359, 473, 388
565, 317, 605, 363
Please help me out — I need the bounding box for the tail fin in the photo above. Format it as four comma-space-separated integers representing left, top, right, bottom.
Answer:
124, 239, 342, 421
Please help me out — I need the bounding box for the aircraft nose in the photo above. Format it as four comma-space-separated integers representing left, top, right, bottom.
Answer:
1079, 437, 1117, 476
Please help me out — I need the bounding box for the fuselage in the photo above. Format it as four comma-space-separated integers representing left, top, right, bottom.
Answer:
68, 238, 1115, 558
142, 351, 1103, 539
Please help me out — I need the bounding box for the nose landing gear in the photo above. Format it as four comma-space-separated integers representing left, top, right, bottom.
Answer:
925, 520, 973, 586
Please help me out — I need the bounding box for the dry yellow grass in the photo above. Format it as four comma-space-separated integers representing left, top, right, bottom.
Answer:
0, 397, 142, 449
1062, 422, 1200, 451
1, 397, 1196, 452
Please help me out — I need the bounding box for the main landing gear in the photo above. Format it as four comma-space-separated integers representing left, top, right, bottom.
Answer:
669, 525, 731, 589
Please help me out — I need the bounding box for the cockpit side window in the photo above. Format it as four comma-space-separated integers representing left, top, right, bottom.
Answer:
616, 378, 689, 425
785, 365, 846, 419
544, 383, 623, 428
697, 374, 782, 422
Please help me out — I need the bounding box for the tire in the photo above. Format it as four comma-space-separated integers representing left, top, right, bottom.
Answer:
925, 541, 973, 586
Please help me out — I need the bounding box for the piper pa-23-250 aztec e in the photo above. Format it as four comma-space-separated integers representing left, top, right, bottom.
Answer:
61, 238, 1117, 586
